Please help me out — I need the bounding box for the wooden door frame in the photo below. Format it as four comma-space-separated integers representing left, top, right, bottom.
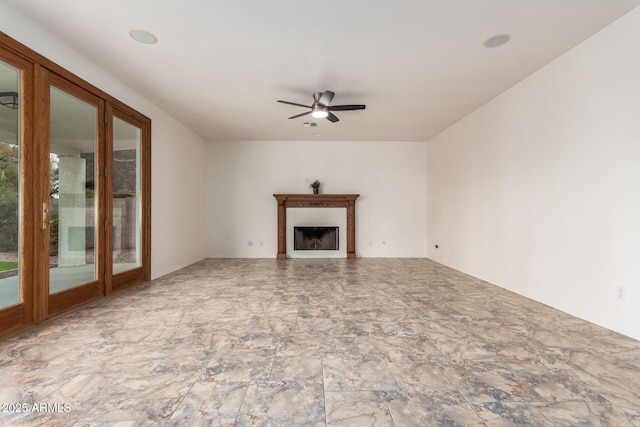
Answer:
40, 71, 106, 318
106, 106, 152, 294
0, 46, 35, 336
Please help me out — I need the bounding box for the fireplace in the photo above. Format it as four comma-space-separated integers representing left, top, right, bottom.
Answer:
273, 194, 359, 259
294, 226, 339, 251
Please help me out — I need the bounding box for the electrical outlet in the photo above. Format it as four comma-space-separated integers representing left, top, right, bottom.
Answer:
247, 240, 253, 247
616, 287, 625, 301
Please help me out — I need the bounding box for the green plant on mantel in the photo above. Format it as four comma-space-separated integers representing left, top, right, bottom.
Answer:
310, 180, 321, 189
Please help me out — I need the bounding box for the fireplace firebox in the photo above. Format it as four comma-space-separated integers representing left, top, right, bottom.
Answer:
294, 226, 339, 251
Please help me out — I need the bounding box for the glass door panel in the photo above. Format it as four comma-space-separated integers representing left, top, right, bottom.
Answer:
49, 86, 97, 293
0, 60, 20, 309
112, 116, 141, 274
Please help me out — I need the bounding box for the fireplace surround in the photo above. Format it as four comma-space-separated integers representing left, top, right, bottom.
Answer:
273, 194, 359, 259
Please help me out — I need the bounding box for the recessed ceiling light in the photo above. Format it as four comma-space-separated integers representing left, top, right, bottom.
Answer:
484, 34, 511, 48
129, 30, 158, 44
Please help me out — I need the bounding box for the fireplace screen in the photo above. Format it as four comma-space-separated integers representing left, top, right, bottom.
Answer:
294, 226, 339, 250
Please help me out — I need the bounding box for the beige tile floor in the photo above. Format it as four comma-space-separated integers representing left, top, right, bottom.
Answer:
1, 258, 639, 426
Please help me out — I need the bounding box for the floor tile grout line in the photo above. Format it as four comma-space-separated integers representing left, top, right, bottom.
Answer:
233, 380, 252, 426
321, 350, 328, 426
165, 368, 207, 422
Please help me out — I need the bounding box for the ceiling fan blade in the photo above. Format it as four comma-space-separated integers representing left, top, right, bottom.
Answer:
318, 91, 335, 107
288, 111, 313, 119
327, 112, 340, 123
328, 104, 366, 111
277, 100, 311, 109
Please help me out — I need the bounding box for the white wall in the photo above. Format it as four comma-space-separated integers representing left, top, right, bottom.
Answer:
206, 140, 428, 258
150, 118, 207, 278
0, 3, 208, 279
427, 8, 640, 340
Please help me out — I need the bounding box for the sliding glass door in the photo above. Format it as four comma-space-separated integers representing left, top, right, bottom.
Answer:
0, 49, 35, 336
108, 109, 149, 291
0, 33, 151, 339
47, 78, 105, 316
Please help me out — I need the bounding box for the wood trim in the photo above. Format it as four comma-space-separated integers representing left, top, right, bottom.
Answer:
142, 119, 151, 281
104, 104, 114, 295
32, 64, 49, 323
0, 48, 37, 338
109, 107, 152, 291
0, 305, 29, 339
276, 198, 287, 259
18, 55, 35, 327
45, 73, 107, 315
48, 282, 102, 318
273, 194, 360, 259
0, 89, 31, 334
112, 267, 145, 293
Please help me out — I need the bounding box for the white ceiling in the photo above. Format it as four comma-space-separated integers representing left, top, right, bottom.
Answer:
4, 0, 640, 142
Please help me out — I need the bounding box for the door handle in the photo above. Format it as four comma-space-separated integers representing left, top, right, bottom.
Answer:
42, 203, 52, 229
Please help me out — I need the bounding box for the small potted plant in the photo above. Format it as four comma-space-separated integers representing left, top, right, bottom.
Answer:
310, 180, 320, 194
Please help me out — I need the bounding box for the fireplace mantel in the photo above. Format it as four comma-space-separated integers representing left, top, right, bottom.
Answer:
273, 194, 359, 259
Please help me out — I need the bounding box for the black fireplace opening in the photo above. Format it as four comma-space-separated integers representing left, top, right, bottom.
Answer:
294, 226, 339, 251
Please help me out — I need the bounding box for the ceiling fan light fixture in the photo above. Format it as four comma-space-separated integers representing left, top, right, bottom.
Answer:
277, 90, 365, 123
311, 106, 329, 119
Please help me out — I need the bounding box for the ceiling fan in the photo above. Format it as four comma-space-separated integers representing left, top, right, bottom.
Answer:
277, 91, 365, 123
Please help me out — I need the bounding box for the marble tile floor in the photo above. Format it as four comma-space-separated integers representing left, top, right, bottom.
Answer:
1, 258, 640, 426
